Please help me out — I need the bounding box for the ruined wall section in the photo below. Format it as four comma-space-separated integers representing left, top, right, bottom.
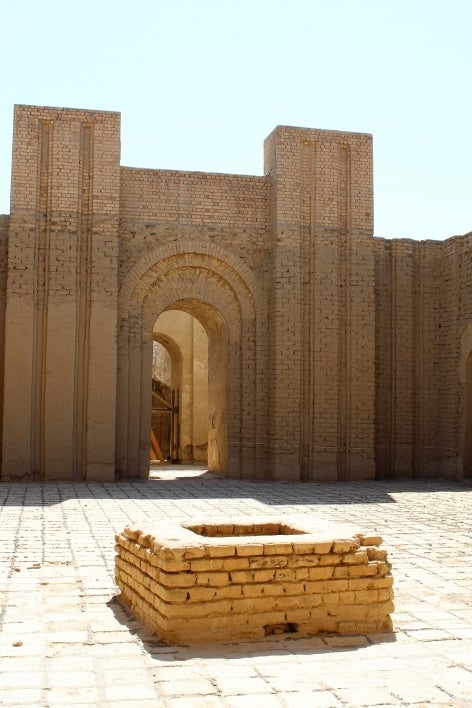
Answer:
457, 232, 472, 478
438, 237, 462, 476
119, 168, 270, 281
3, 103, 467, 482
0, 215, 8, 466
439, 233, 472, 477
2, 105, 121, 480
375, 237, 453, 478
264, 127, 376, 481
375, 231, 472, 480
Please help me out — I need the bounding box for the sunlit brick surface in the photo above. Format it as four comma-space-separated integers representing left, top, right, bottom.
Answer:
1, 104, 472, 483
115, 517, 393, 643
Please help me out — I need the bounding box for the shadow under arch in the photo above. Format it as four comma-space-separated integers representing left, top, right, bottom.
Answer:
151, 329, 183, 463
161, 299, 227, 473
116, 249, 269, 480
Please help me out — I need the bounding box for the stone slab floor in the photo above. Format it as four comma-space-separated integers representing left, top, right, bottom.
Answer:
0, 470, 471, 707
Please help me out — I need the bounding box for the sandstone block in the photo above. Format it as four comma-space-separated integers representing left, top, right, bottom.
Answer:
333, 539, 359, 553
318, 554, 342, 566
288, 554, 321, 568
221, 557, 250, 571
307, 567, 334, 580
190, 558, 225, 572
248, 555, 288, 569
235, 543, 264, 556
195, 571, 230, 586
342, 550, 369, 565
206, 544, 236, 558
366, 547, 388, 561
262, 542, 293, 555
358, 534, 383, 546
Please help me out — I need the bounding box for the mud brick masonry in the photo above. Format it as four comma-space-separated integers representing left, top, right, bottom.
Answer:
114, 518, 393, 643
1, 104, 472, 482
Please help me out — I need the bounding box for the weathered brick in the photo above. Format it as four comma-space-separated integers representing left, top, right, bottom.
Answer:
3, 103, 467, 498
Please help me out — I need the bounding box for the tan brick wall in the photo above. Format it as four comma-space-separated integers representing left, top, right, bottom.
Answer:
0, 215, 8, 466
1, 103, 471, 481
439, 234, 472, 476
375, 232, 472, 479
264, 127, 375, 480
2, 106, 120, 480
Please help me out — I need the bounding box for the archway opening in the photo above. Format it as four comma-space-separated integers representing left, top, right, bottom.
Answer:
464, 351, 472, 478
151, 338, 176, 463
150, 299, 227, 474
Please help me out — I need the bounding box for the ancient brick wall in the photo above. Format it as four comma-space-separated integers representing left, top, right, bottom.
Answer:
0, 104, 470, 481
374, 238, 442, 477
438, 233, 472, 477
0, 215, 8, 466
119, 168, 269, 278
375, 232, 472, 479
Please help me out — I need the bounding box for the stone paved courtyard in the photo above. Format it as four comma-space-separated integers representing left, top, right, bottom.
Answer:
1, 469, 471, 707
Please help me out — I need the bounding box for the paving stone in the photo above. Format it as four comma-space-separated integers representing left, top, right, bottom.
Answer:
158, 679, 219, 696
104, 683, 159, 701
0, 671, 44, 689
166, 698, 227, 708
278, 691, 344, 707
0, 475, 471, 707
0, 687, 43, 705
213, 676, 272, 695
46, 671, 97, 688
335, 684, 399, 705
224, 696, 286, 708
44, 686, 101, 703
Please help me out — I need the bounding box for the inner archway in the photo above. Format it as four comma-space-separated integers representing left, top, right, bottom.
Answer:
150, 337, 177, 464
152, 311, 209, 466
148, 299, 227, 475
464, 351, 472, 478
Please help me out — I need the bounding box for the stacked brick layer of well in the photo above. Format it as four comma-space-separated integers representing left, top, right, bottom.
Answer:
115, 522, 394, 644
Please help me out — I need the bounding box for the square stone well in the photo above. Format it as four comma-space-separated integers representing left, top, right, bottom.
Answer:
114, 517, 394, 644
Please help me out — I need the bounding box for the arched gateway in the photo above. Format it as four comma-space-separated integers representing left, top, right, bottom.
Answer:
116, 244, 268, 479
2, 104, 471, 482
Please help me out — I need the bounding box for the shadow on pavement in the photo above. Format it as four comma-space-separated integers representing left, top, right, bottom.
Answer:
1, 472, 470, 506
106, 595, 397, 660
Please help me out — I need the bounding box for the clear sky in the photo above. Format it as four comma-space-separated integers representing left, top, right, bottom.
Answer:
1, 0, 470, 240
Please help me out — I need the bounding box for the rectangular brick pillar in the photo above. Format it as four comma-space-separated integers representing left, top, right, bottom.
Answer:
265, 127, 375, 481
2, 105, 120, 480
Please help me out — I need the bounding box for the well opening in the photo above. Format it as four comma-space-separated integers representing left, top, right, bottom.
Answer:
184, 522, 307, 537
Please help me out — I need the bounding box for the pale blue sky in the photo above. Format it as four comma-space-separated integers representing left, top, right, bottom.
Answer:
1, 0, 470, 239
